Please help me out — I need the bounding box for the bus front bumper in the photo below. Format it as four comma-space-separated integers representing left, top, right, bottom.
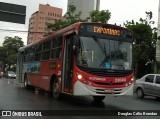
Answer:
73, 80, 134, 96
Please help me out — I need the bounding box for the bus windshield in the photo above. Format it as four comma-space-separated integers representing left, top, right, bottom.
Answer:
76, 36, 132, 70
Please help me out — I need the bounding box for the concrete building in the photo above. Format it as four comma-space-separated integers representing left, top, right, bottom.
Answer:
67, 0, 100, 20
27, 4, 62, 44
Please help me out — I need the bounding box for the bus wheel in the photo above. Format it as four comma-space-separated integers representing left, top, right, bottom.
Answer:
93, 96, 105, 101
24, 75, 29, 88
52, 79, 61, 99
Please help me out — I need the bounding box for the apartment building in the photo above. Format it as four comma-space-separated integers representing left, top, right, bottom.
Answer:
27, 4, 62, 44
67, 0, 100, 20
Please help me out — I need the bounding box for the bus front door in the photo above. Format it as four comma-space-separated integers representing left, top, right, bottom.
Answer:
62, 35, 74, 94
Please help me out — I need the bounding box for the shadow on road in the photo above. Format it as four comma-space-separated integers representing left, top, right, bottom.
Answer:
133, 93, 160, 103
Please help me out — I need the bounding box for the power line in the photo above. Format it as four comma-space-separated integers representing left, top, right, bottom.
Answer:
0, 28, 45, 33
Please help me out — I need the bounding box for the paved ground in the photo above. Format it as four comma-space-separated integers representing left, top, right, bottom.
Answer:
0, 77, 160, 119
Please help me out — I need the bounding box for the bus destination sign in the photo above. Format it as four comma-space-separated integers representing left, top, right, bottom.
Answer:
79, 24, 130, 38
93, 26, 121, 36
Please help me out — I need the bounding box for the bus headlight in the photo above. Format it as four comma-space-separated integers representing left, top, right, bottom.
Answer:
77, 74, 82, 80
77, 74, 87, 83
125, 77, 134, 87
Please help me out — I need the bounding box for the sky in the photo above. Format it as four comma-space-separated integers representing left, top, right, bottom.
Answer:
0, 0, 159, 45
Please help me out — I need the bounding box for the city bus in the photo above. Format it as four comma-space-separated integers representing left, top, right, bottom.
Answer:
16, 22, 134, 101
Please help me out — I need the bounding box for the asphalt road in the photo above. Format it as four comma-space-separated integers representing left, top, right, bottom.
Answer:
0, 77, 160, 119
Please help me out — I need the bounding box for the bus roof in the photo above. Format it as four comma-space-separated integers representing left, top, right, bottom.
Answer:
19, 22, 82, 52
19, 22, 130, 51
33, 22, 82, 44
18, 43, 33, 52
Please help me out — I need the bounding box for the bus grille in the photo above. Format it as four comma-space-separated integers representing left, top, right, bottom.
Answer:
94, 88, 122, 94
94, 82, 124, 86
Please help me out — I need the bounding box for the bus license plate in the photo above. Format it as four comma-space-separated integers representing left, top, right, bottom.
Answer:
106, 89, 113, 93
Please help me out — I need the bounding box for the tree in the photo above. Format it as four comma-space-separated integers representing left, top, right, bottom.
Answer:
124, 11, 157, 78
89, 10, 111, 23
3, 36, 24, 52
47, 5, 111, 31
65, 4, 82, 23
47, 20, 70, 31
0, 36, 24, 71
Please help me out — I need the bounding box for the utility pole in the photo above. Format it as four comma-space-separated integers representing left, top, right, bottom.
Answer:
155, 0, 160, 73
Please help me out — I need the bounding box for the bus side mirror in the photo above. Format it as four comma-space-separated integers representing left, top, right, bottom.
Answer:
73, 45, 76, 51
73, 35, 80, 52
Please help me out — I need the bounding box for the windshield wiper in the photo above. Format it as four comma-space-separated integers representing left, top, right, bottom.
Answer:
93, 35, 111, 67
93, 35, 106, 55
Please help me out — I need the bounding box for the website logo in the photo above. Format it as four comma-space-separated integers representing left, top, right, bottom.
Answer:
2, 111, 11, 116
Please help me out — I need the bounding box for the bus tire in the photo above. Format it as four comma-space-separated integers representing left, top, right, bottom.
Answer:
52, 79, 61, 99
93, 96, 105, 101
24, 74, 29, 88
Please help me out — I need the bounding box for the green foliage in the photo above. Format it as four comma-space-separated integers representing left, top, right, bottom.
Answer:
48, 20, 70, 31
64, 5, 82, 24
125, 11, 157, 78
89, 10, 111, 23
0, 36, 24, 70
3, 36, 24, 52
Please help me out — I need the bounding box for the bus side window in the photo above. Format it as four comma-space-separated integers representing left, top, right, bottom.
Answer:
35, 43, 42, 61
51, 35, 62, 59
56, 48, 62, 58
24, 55, 28, 62
42, 40, 51, 60
29, 53, 35, 61
36, 44, 42, 52
26, 46, 35, 62
42, 50, 50, 60
24, 48, 30, 62
43, 40, 51, 50
35, 53, 41, 61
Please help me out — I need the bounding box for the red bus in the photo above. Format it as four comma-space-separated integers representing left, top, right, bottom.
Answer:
16, 22, 134, 101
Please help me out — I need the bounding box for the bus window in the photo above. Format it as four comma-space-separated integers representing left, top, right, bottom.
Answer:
35, 53, 41, 61
52, 38, 58, 48
51, 36, 62, 59
36, 44, 42, 52
41, 39, 51, 60
52, 36, 62, 48
43, 40, 51, 50
56, 48, 62, 58
51, 48, 62, 59
28, 53, 35, 61
42, 50, 50, 60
